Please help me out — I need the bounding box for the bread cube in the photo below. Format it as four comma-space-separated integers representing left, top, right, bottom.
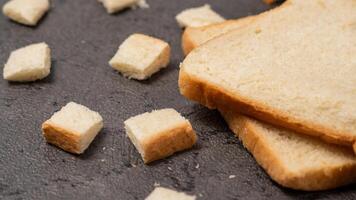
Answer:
145, 187, 196, 200
2, 0, 50, 26
98, 0, 143, 14
3, 42, 51, 82
176, 4, 225, 28
109, 33, 170, 80
42, 102, 104, 154
124, 109, 197, 163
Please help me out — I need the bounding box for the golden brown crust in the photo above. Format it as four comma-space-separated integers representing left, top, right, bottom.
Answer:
182, 18, 256, 56
181, 28, 196, 56
42, 121, 83, 154
179, 68, 356, 151
263, 0, 277, 4
141, 122, 197, 164
221, 110, 356, 191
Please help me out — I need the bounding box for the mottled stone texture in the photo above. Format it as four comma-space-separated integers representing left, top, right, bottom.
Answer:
0, 0, 355, 199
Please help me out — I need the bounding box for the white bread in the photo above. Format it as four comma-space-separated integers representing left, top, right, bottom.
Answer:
181, 3, 356, 190
109, 33, 170, 80
2, 0, 49, 26
180, 5, 356, 190
3, 42, 51, 82
179, 0, 356, 152
182, 17, 255, 55
145, 187, 196, 200
98, 0, 148, 14
124, 109, 197, 164
42, 102, 104, 154
175, 4, 225, 28
222, 110, 356, 191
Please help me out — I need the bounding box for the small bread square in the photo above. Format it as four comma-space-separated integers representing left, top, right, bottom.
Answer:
2, 0, 50, 26
98, 0, 138, 14
109, 33, 170, 80
176, 4, 225, 28
124, 109, 197, 163
42, 102, 104, 154
145, 187, 196, 200
3, 42, 51, 82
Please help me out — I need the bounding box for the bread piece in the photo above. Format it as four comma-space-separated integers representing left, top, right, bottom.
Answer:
181, 18, 356, 190
2, 0, 49, 26
145, 187, 196, 200
179, 0, 356, 151
3, 42, 51, 82
124, 109, 197, 163
109, 33, 170, 80
176, 4, 225, 28
98, 0, 137, 14
42, 102, 104, 154
221, 110, 356, 191
182, 17, 255, 55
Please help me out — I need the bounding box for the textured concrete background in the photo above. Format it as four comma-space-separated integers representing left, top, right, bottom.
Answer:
0, 0, 355, 199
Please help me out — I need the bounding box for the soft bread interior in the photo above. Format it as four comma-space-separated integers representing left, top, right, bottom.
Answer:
180, 0, 356, 148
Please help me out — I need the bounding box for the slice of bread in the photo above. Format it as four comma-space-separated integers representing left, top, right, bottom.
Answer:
145, 187, 196, 200
175, 4, 225, 28
182, 17, 255, 55
179, 0, 356, 151
42, 102, 104, 154
124, 109, 197, 164
180, 3, 356, 190
2, 0, 49, 26
221, 110, 356, 190
109, 33, 170, 80
3, 42, 51, 82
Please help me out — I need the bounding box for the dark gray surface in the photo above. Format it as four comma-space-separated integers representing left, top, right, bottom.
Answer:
0, 0, 355, 199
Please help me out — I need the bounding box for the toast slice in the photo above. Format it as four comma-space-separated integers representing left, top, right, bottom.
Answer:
180, 2, 356, 190
179, 0, 356, 152
221, 110, 356, 191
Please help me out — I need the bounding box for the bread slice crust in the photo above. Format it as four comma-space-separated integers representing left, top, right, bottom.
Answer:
179, 69, 355, 148
182, 17, 256, 56
221, 110, 356, 191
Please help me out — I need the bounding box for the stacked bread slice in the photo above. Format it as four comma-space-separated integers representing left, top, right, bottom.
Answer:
179, 0, 356, 190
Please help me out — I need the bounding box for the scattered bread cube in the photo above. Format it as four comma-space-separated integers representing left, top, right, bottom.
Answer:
109, 33, 170, 80
124, 109, 197, 163
42, 102, 104, 154
2, 0, 49, 26
3, 42, 51, 82
98, 0, 148, 14
176, 4, 225, 28
145, 187, 196, 200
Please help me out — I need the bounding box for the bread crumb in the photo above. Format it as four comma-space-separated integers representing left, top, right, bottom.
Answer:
229, 175, 236, 179
98, 0, 148, 14
109, 33, 170, 80
124, 109, 197, 163
145, 187, 196, 200
2, 0, 50, 26
176, 4, 225, 28
42, 102, 103, 154
3, 42, 51, 82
